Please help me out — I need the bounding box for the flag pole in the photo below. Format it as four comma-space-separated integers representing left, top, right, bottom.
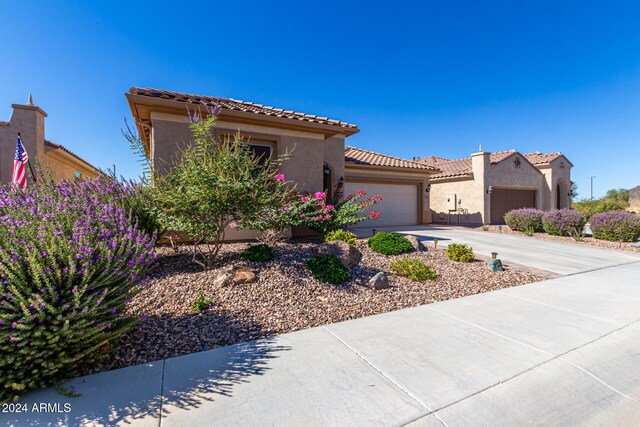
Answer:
17, 132, 37, 184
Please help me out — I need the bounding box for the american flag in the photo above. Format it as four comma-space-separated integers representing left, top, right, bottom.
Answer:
12, 134, 29, 188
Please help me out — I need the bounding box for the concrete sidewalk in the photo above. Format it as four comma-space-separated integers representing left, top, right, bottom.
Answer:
351, 225, 640, 275
8, 259, 640, 427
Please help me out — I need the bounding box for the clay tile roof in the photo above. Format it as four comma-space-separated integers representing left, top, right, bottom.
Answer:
414, 155, 452, 167
627, 185, 640, 201
429, 158, 473, 179
523, 151, 566, 165
45, 140, 99, 172
489, 149, 518, 164
345, 147, 438, 171
129, 87, 358, 129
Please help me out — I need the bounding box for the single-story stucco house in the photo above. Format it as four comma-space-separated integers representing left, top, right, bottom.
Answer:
415, 148, 573, 225
126, 87, 572, 234
0, 96, 100, 184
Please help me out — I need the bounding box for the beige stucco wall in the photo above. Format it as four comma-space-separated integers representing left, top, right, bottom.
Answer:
538, 157, 572, 210
430, 176, 484, 225
42, 149, 100, 181
0, 105, 45, 184
345, 166, 432, 224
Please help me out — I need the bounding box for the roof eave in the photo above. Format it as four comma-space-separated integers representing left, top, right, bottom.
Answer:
126, 93, 360, 151
345, 162, 439, 174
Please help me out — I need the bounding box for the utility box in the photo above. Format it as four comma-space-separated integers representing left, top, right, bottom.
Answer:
447, 194, 457, 210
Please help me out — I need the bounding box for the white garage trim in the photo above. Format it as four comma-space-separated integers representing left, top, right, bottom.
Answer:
344, 181, 421, 228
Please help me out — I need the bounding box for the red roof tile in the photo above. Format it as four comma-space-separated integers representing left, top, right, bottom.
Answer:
345, 147, 438, 171
129, 87, 358, 129
523, 151, 568, 165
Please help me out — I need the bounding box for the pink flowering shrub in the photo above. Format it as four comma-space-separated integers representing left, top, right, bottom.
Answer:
298, 181, 383, 235
0, 177, 156, 402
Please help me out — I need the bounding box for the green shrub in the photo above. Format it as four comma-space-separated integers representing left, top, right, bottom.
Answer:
324, 229, 357, 245
192, 290, 212, 312
446, 243, 475, 262
151, 115, 295, 269
0, 178, 156, 403
590, 211, 640, 242
240, 244, 274, 262
306, 255, 350, 284
390, 258, 437, 281
481, 225, 489, 231
504, 208, 545, 232
367, 232, 413, 255
572, 189, 630, 218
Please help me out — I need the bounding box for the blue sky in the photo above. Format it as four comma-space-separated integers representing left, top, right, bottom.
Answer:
2, 1, 639, 198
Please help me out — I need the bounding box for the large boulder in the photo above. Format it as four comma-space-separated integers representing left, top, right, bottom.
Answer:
405, 235, 425, 252
313, 240, 362, 269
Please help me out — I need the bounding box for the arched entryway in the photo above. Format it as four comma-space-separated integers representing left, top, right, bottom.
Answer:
556, 180, 568, 209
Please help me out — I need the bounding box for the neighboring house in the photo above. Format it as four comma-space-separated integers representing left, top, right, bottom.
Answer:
628, 186, 640, 213
416, 148, 573, 225
0, 96, 100, 184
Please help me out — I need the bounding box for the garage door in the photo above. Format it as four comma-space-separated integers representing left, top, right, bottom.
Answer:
490, 189, 536, 224
343, 182, 418, 227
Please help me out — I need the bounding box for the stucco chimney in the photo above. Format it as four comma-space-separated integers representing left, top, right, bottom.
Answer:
471, 148, 491, 224
0, 98, 48, 183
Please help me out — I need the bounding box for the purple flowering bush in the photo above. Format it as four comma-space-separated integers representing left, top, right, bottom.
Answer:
542, 209, 588, 236
590, 211, 640, 242
503, 208, 545, 232
0, 178, 156, 402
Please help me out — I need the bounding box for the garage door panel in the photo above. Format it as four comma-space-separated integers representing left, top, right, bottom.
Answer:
490, 189, 536, 224
344, 182, 418, 228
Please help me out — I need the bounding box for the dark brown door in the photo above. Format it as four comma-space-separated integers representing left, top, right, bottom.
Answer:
490, 189, 536, 224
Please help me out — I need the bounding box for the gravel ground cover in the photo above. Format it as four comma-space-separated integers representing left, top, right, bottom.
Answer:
474, 225, 640, 252
88, 240, 544, 374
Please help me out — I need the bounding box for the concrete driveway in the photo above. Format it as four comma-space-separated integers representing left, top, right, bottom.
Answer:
351, 225, 640, 275
8, 231, 640, 426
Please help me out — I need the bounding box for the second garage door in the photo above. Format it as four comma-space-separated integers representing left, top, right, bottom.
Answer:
343, 182, 419, 227
490, 189, 536, 224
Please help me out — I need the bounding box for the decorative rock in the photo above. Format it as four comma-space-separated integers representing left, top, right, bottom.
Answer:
212, 266, 257, 288
405, 235, 425, 252
368, 272, 389, 290
232, 267, 257, 284
313, 240, 362, 269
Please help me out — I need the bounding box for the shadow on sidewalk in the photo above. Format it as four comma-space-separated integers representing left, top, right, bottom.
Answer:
7, 321, 289, 426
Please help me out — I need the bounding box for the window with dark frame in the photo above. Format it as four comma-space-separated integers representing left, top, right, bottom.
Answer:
249, 144, 272, 166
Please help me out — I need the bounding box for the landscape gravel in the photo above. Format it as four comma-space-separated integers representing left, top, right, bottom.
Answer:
88, 239, 544, 374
